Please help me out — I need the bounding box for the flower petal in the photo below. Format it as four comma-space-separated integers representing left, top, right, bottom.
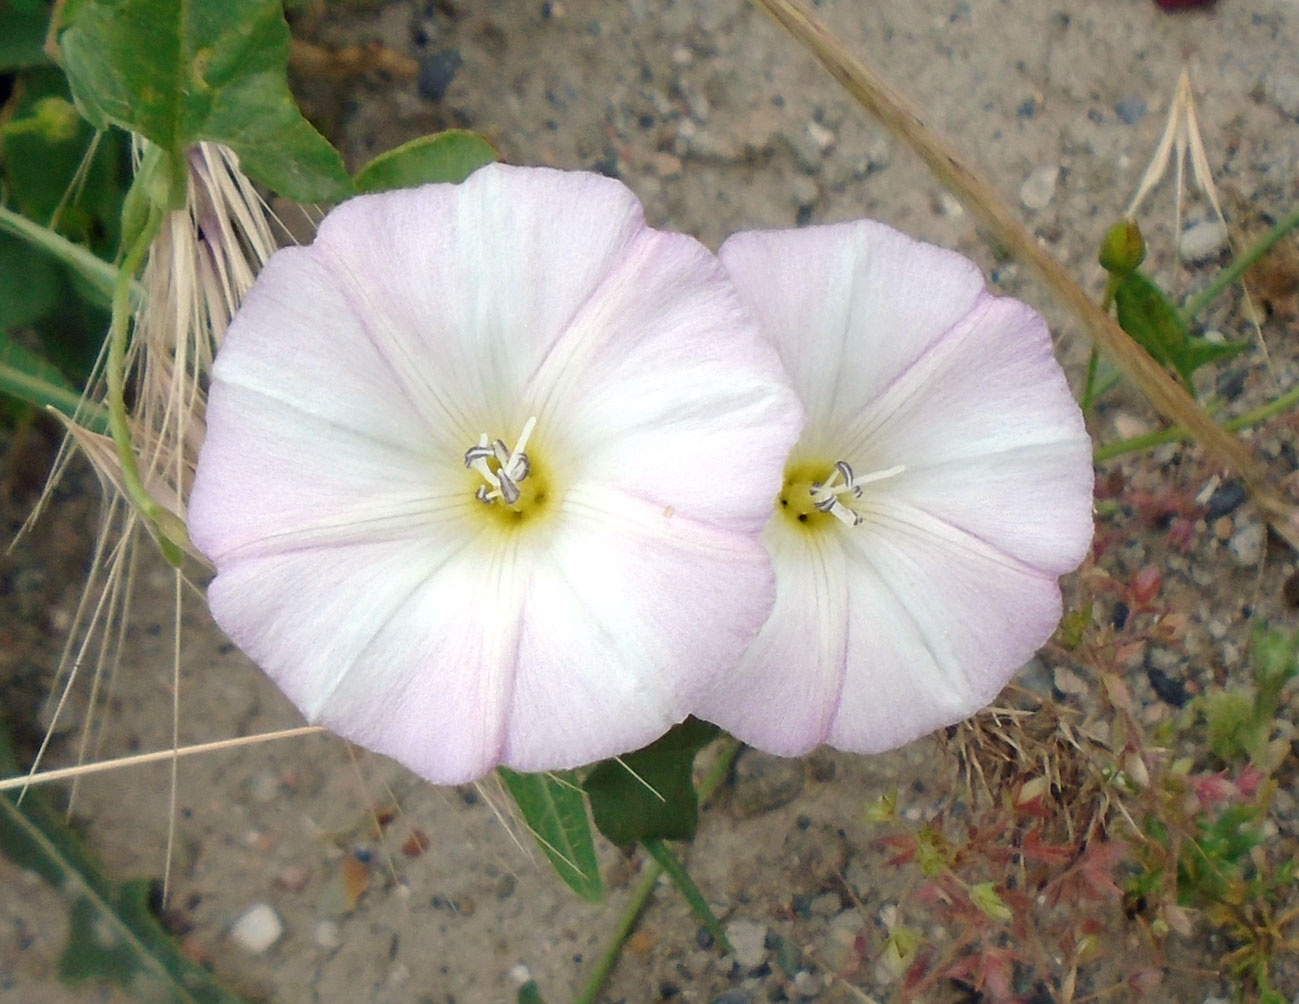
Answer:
719, 220, 986, 446
845, 293, 1094, 573
504, 485, 779, 770
205, 531, 524, 784
828, 500, 1067, 751
691, 521, 849, 755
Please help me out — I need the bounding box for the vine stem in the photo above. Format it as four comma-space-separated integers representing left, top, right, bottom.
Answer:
572, 738, 743, 1004
746, 0, 1299, 549
106, 200, 188, 565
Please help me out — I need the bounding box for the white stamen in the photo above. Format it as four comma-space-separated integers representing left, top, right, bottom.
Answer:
810, 460, 905, 527
466, 416, 538, 506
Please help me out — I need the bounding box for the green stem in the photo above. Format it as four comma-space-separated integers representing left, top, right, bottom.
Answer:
1081, 347, 1101, 413
1180, 207, 1299, 326
572, 739, 743, 1004
0, 204, 137, 308
106, 202, 187, 566
1095, 385, 1299, 463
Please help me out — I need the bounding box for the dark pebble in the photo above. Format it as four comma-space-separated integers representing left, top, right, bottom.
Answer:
638, 113, 655, 129
1112, 600, 1130, 630
695, 927, 715, 950
418, 49, 463, 102
1205, 479, 1247, 520
1114, 96, 1147, 124
1018, 97, 1037, 118
1146, 662, 1190, 707
790, 893, 812, 918
591, 149, 620, 178
1088, 107, 1104, 123
659, 981, 680, 999
1215, 367, 1248, 400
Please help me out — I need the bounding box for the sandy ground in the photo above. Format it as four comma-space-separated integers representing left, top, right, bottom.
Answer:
3, 0, 1299, 1002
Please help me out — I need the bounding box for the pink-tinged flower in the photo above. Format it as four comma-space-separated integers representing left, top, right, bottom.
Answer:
693, 220, 1094, 755
188, 164, 801, 784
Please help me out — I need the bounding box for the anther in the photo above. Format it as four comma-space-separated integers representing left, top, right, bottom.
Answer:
466, 417, 538, 507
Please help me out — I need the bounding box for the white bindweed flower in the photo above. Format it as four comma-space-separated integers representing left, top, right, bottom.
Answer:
694, 220, 1094, 755
188, 163, 802, 784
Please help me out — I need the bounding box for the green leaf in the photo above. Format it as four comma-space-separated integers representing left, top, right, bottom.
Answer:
354, 130, 498, 193
583, 718, 718, 847
498, 767, 603, 902
0, 328, 107, 429
0, 0, 51, 70
0, 723, 250, 1003
516, 981, 547, 1004
59, 0, 352, 203
1113, 270, 1248, 390
0, 232, 60, 332
3, 68, 128, 254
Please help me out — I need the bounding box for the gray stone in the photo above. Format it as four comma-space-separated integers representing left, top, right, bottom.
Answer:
730, 750, 805, 817
1019, 165, 1059, 210
1227, 519, 1265, 567
725, 918, 769, 969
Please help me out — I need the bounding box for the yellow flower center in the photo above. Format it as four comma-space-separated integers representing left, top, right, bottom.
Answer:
777, 457, 905, 532
465, 416, 552, 526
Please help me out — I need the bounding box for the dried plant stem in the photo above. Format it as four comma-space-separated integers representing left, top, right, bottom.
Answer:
1096, 383, 1299, 463
747, 0, 1297, 547
0, 726, 328, 794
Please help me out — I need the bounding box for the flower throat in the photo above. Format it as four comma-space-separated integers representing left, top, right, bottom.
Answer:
778, 458, 904, 530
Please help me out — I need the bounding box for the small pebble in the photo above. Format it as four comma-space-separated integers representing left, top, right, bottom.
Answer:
731, 751, 805, 817
725, 919, 769, 969
507, 963, 533, 986
806, 121, 836, 153
418, 49, 463, 102
1179, 220, 1230, 263
1205, 479, 1247, 520
809, 891, 842, 918
1114, 95, 1147, 124
313, 919, 342, 950
230, 903, 283, 954
274, 866, 312, 893
1019, 165, 1058, 210
1227, 520, 1265, 567
1213, 516, 1234, 542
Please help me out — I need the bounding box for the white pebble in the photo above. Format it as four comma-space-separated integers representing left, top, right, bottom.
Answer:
725, 918, 769, 969
1019, 165, 1059, 210
230, 903, 283, 954
1227, 520, 1265, 567
1179, 220, 1230, 263
314, 919, 342, 949
806, 120, 836, 153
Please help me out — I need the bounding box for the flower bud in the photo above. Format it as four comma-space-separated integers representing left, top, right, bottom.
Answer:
1099, 218, 1146, 273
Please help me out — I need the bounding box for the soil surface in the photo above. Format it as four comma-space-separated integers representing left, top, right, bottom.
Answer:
3, 1, 1299, 1003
